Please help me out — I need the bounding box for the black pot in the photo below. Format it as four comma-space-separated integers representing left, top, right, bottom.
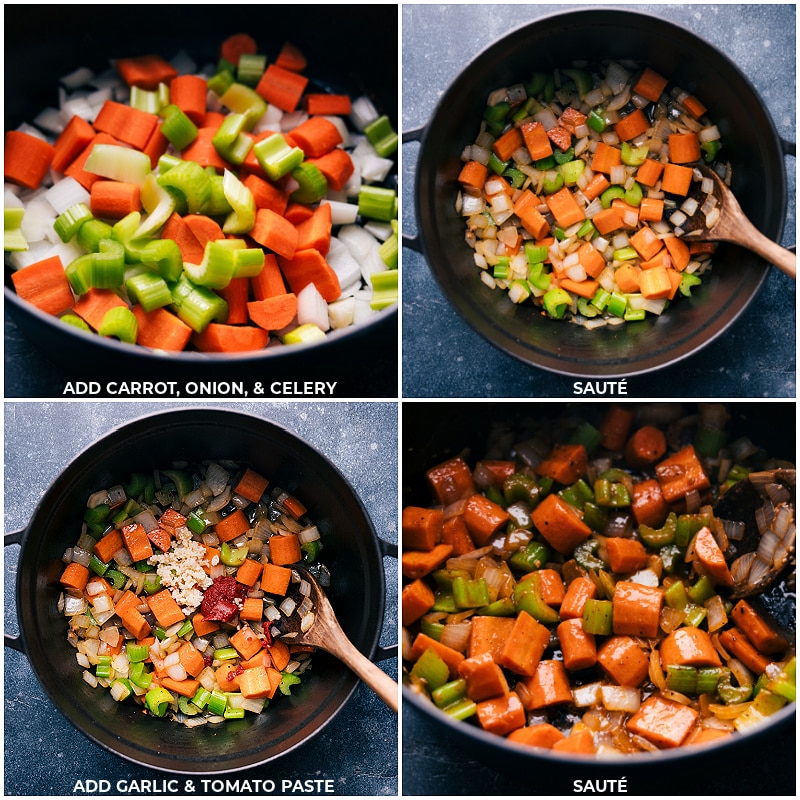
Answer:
4, 5, 397, 397
405, 8, 793, 378
6, 408, 394, 774
401, 401, 796, 794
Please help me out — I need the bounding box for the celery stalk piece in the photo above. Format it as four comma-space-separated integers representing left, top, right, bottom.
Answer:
253, 133, 304, 181
84, 143, 152, 185
218, 82, 268, 131
185, 240, 239, 289
170, 274, 228, 332
135, 175, 176, 239
282, 323, 327, 346
98, 306, 138, 344
237, 54, 267, 87
221, 169, 256, 234
160, 104, 198, 151
290, 162, 328, 204
212, 114, 253, 166
364, 114, 398, 157
378, 232, 398, 269
126, 271, 173, 311
77, 218, 113, 252
357, 185, 397, 221
61, 314, 92, 332
130, 83, 170, 113
369, 269, 398, 310
4, 207, 28, 251
156, 159, 211, 215
53, 202, 93, 243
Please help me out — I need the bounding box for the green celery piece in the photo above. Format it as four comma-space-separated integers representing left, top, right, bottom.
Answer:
208, 67, 234, 97
126, 271, 173, 311
206, 690, 228, 716
514, 572, 559, 624
562, 68, 594, 98
666, 664, 698, 694
54, 202, 93, 243
220, 542, 248, 566
378, 232, 398, 269
157, 159, 211, 214
237, 53, 267, 87
132, 238, 183, 282
452, 576, 490, 609
624, 181, 643, 207
84, 143, 151, 184
509, 540, 550, 573
364, 114, 398, 157
212, 114, 253, 166
290, 162, 328, 205
135, 175, 176, 239
98, 306, 138, 344
601, 186, 626, 209
218, 82, 267, 131
582, 598, 614, 635
185, 239, 239, 289
369, 269, 398, 310
77, 218, 114, 252
432, 679, 467, 709
130, 83, 169, 114
222, 169, 256, 234
357, 185, 397, 221
542, 172, 564, 195
160, 104, 198, 151
61, 314, 92, 332
605, 291, 627, 318
253, 133, 304, 180
621, 142, 648, 166
476, 597, 516, 616
201, 169, 233, 216
411, 647, 449, 690
278, 673, 301, 696
557, 159, 586, 186
543, 287, 572, 319
282, 323, 326, 345
639, 513, 677, 547
169, 274, 228, 333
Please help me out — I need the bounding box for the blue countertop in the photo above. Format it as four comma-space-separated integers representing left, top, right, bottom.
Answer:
402, 4, 796, 398
4, 402, 398, 796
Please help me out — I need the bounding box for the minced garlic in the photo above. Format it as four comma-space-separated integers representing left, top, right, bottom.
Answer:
148, 526, 213, 615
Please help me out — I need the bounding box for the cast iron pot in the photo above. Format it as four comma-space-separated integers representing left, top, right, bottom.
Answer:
4, 5, 397, 395
404, 9, 794, 378
401, 402, 795, 794
6, 408, 395, 774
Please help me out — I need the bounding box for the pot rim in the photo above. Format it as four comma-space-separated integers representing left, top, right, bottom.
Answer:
411, 6, 788, 378
11, 406, 389, 774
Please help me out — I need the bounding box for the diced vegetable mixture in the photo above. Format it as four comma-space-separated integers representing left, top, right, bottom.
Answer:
59, 461, 326, 724
402, 405, 795, 755
5, 33, 398, 353
457, 62, 727, 326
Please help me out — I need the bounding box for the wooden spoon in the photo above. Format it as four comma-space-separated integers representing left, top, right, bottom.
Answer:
677, 163, 795, 279
281, 567, 399, 713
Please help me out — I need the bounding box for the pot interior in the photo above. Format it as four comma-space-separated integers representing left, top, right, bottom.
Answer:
16, 409, 385, 773
415, 9, 786, 376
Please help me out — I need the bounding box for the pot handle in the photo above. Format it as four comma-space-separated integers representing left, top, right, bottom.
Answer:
781, 138, 796, 159
401, 126, 426, 254
373, 536, 399, 663
4, 530, 25, 653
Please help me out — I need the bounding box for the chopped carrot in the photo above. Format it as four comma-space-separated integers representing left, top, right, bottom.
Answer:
256, 63, 309, 113
306, 148, 355, 192
590, 141, 622, 174
10, 255, 74, 317
121, 521, 153, 562
625, 426, 667, 469
169, 74, 207, 125
633, 67, 668, 102
520, 121, 553, 161
180, 127, 231, 170
93, 529, 124, 564
233, 468, 270, 504
235, 557, 264, 588
582, 173, 611, 203
90, 180, 142, 220
193, 322, 270, 353
731, 600, 788, 655
250, 253, 287, 300
118, 608, 151, 641
576, 241, 606, 278
114, 590, 141, 618
525, 659, 573, 708
260, 562, 292, 595
160, 212, 205, 263
142, 124, 169, 168
239, 597, 263, 622
631, 478, 669, 528
177, 642, 206, 677
295, 202, 332, 254
629, 226, 663, 262
202, 545, 221, 575
513, 190, 550, 239
591, 206, 625, 235
531, 568, 565, 607
215, 508, 251, 543
685, 727, 731, 747
531, 494, 591, 556
115, 54, 177, 89
283, 201, 314, 225
545, 186, 586, 228
132, 306, 193, 352
636, 158, 665, 187
639, 265, 672, 300
597, 635, 650, 687
146, 526, 171, 553
182, 214, 225, 248
247, 293, 298, 332
659, 627, 722, 668
552, 727, 596, 754
441, 515, 476, 556
614, 108, 649, 141
64, 132, 123, 190
639, 248, 672, 271
612, 581, 664, 638
4, 130, 56, 189
655, 445, 710, 504
306, 93, 352, 116
508, 723, 565, 749
605, 537, 648, 574
457, 160, 488, 194
463, 494, 510, 547
627, 695, 698, 748
402, 579, 436, 626
51, 115, 97, 173
217, 277, 250, 325
475, 691, 526, 735
402, 506, 443, 552
614, 262, 641, 293
192, 612, 220, 637
536, 443, 588, 485
493, 126, 525, 162
638, 197, 664, 222
426, 457, 476, 505
269, 532, 303, 566
557, 618, 597, 671
468, 616, 515, 661
93, 100, 159, 150
275, 41, 307, 72
238, 665, 273, 699
692, 527, 733, 588
661, 163, 694, 196
249, 207, 298, 260
682, 94, 707, 119
668, 132, 701, 164
230, 626, 263, 660
559, 576, 597, 621
290, 116, 343, 158
277, 248, 341, 302
499, 611, 550, 677
547, 126, 572, 152
268, 638, 291, 671
60, 562, 90, 592
718, 627, 772, 675
458, 651, 509, 702
401, 543, 453, 580
215, 662, 241, 692
410, 634, 465, 679
599, 405, 635, 451
146, 589, 186, 628
663, 235, 691, 271
220, 33, 257, 67
243, 173, 289, 215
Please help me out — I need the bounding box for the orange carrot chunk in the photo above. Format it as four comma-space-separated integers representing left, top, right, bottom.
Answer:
626, 695, 698, 749
612, 581, 664, 638
402, 506, 443, 552
10, 255, 74, 316
4, 130, 56, 189
531, 494, 591, 556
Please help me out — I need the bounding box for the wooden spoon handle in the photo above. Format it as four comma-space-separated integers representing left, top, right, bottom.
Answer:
728, 214, 796, 279
326, 635, 399, 713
